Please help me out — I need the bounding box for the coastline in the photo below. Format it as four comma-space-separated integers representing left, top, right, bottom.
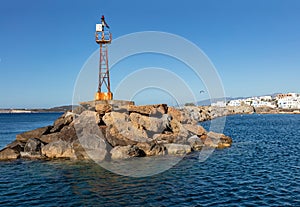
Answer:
0, 105, 74, 114
0, 111, 64, 114
1, 103, 299, 162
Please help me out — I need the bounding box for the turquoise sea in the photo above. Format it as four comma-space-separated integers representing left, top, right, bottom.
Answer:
0, 113, 299, 206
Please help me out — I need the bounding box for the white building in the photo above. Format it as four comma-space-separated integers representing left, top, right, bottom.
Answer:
257, 101, 276, 108
277, 97, 300, 109
227, 93, 300, 109
277, 93, 300, 109
228, 99, 242, 107
211, 101, 226, 107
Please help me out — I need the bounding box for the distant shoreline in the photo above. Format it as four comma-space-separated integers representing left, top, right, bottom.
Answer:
0, 105, 74, 114
0, 110, 64, 114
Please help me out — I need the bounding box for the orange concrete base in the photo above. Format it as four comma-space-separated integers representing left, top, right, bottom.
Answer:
95, 92, 113, 101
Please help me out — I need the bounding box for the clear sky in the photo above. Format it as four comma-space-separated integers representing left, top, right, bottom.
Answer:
1, 0, 299, 108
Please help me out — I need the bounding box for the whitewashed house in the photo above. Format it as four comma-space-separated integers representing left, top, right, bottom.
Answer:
228, 99, 242, 106
277, 93, 300, 109
211, 101, 227, 107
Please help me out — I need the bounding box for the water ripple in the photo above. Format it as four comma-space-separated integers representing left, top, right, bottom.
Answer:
0, 114, 300, 206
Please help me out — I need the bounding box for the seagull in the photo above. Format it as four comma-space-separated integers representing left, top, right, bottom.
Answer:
101, 15, 110, 29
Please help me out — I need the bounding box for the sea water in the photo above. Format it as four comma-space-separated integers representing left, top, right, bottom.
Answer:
0, 113, 299, 206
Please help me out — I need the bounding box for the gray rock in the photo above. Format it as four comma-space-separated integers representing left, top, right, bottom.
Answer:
129, 113, 169, 133
103, 112, 149, 146
72, 105, 86, 115
21, 138, 44, 158
102, 111, 129, 127
183, 124, 206, 136
105, 125, 149, 147
205, 131, 232, 149
41, 140, 75, 159
0, 148, 20, 160
24, 138, 43, 153
73, 110, 109, 161
187, 135, 204, 150
110, 145, 132, 160
127, 104, 168, 116
50, 112, 74, 133
136, 142, 166, 156
153, 133, 177, 144
169, 120, 190, 142
40, 125, 78, 144
40, 132, 61, 144
16, 126, 52, 142
6, 140, 25, 152
110, 145, 144, 160
164, 144, 192, 155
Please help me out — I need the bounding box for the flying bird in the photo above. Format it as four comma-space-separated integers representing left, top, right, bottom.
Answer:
200, 90, 205, 94
101, 15, 110, 29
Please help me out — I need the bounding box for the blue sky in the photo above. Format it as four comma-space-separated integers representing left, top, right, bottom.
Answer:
1, 0, 299, 108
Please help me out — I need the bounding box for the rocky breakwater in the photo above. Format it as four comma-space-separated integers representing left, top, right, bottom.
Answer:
0, 103, 232, 161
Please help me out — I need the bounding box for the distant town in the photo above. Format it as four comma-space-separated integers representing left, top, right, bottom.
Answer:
1, 93, 300, 114
212, 92, 300, 109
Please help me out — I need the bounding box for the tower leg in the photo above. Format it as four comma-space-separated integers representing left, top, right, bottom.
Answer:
95, 43, 113, 100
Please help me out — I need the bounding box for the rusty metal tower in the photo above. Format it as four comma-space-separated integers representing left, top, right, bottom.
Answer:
95, 15, 113, 100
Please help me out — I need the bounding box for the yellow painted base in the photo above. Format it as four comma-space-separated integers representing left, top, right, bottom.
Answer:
95, 92, 113, 101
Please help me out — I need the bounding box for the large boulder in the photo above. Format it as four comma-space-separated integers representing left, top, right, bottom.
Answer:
152, 133, 186, 144
73, 110, 109, 161
40, 132, 61, 143
129, 113, 170, 133
24, 138, 43, 153
95, 104, 112, 115
6, 140, 25, 152
0, 148, 20, 160
128, 145, 145, 157
102, 111, 129, 127
72, 140, 90, 160
128, 104, 168, 116
153, 133, 176, 144
50, 112, 74, 133
203, 131, 232, 148
39, 125, 77, 144
77, 134, 109, 162
168, 106, 200, 124
16, 126, 52, 142
41, 140, 75, 159
169, 120, 190, 140
110, 146, 132, 160
167, 107, 182, 122
74, 110, 102, 135
59, 125, 77, 142
72, 105, 86, 115
110, 145, 145, 160
183, 124, 206, 136
136, 142, 166, 156
164, 144, 192, 155
21, 138, 44, 158
105, 125, 149, 146
103, 112, 149, 146
187, 135, 204, 150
